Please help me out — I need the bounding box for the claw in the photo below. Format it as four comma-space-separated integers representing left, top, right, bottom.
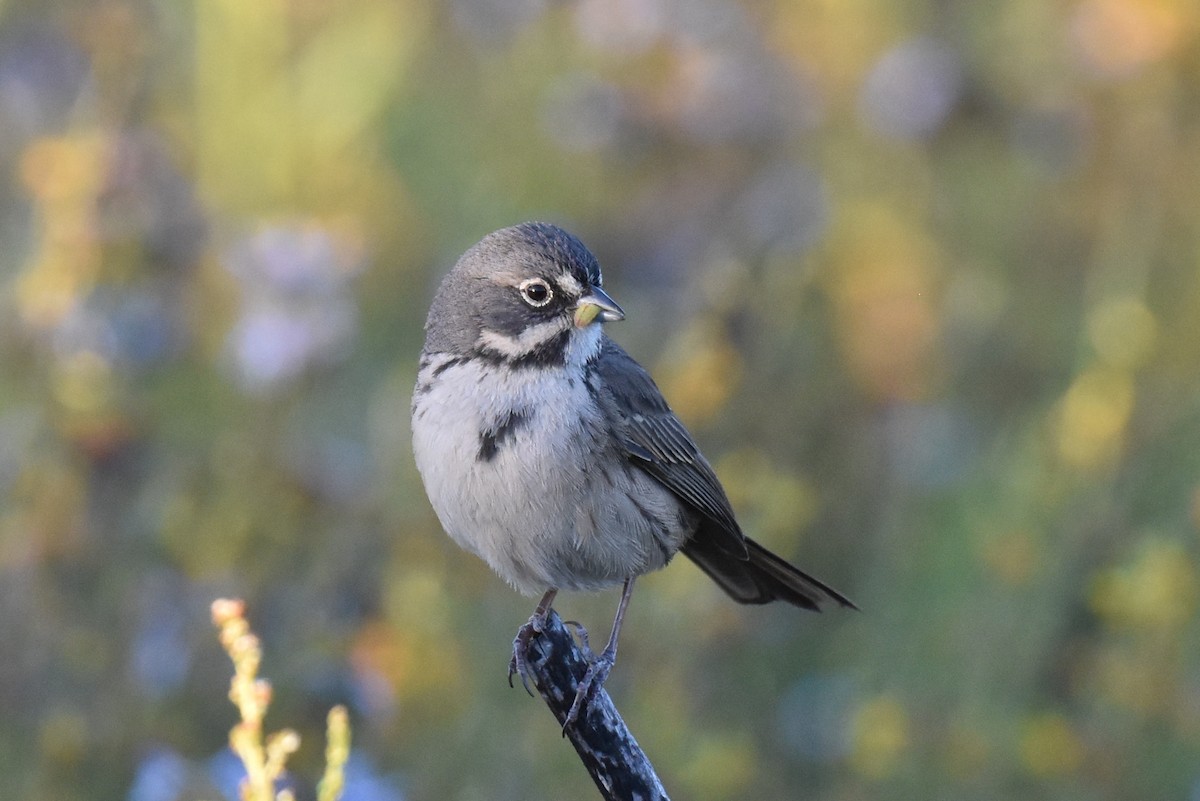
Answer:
508, 588, 558, 696
564, 645, 616, 731
563, 620, 594, 659
507, 621, 540, 696
561, 577, 636, 732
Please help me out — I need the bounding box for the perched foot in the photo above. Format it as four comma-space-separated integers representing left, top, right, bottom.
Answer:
563, 577, 636, 731
508, 589, 558, 695
508, 616, 544, 696
565, 643, 617, 729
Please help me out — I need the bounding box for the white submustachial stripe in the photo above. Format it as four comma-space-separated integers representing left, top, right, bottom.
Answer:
477, 318, 571, 358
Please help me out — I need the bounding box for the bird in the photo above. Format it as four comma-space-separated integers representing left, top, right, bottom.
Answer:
411, 222, 854, 726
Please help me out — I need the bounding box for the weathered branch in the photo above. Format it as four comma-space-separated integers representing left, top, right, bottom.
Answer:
524, 611, 670, 801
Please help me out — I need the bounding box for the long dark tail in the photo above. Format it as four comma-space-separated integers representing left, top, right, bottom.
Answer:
682, 527, 856, 611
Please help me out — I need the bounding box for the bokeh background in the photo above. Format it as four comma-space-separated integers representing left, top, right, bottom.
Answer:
2, 0, 1199, 799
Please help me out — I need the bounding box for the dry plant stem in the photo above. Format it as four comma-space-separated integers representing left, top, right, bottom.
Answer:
211, 598, 352, 801
317, 706, 352, 801
211, 598, 300, 801
524, 610, 670, 801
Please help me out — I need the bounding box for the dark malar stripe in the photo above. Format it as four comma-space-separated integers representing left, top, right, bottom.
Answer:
474, 329, 572, 370
432, 356, 468, 377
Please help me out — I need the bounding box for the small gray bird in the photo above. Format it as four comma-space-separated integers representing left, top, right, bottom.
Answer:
412, 222, 854, 725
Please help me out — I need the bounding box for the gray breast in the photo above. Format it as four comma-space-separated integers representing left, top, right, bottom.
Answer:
412, 354, 694, 595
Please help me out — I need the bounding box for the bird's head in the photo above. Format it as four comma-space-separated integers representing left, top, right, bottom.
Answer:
424, 222, 624, 367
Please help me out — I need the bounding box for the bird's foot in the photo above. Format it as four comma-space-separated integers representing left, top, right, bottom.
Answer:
563, 620, 593, 658
564, 640, 616, 730
508, 589, 558, 695
508, 615, 546, 696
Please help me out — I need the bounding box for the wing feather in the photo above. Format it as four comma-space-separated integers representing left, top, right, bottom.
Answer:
589, 337, 855, 611
590, 338, 748, 559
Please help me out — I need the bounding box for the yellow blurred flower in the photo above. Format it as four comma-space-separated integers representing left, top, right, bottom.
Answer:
1089, 538, 1197, 631
351, 616, 462, 704
9, 458, 88, 561
386, 568, 453, 635
1087, 296, 1158, 369
194, 0, 425, 215
716, 449, 819, 544
19, 135, 107, 203
16, 135, 109, 328
38, 707, 89, 768
1019, 712, 1084, 777
679, 732, 757, 801
826, 206, 941, 402
369, 569, 469, 703
850, 694, 910, 779
657, 319, 741, 426
767, 0, 902, 99
53, 351, 115, 415
1070, 0, 1192, 77
1055, 367, 1134, 469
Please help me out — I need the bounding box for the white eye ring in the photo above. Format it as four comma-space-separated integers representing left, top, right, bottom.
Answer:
519, 278, 554, 307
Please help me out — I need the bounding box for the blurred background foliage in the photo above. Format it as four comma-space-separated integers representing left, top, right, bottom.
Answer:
0, 0, 1198, 799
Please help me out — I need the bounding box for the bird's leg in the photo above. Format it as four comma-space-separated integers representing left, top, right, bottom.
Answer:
508, 588, 558, 695
565, 577, 635, 728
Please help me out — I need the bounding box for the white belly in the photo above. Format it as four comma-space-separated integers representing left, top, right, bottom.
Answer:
412, 355, 690, 594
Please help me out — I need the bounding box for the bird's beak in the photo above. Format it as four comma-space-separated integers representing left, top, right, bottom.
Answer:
574, 286, 625, 328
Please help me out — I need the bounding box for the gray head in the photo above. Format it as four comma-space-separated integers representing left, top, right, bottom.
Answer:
423, 222, 624, 367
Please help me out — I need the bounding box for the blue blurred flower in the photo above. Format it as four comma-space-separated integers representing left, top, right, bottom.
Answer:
223, 222, 363, 394
777, 673, 856, 762
127, 746, 189, 801
206, 748, 246, 801
0, 23, 88, 153
859, 37, 963, 140
573, 0, 666, 54
540, 73, 625, 153
736, 162, 828, 253
129, 572, 192, 699
676, 50, 820, 144
883, 402, 978, 489
451, 0, 547, 45
341, 753, 406, 801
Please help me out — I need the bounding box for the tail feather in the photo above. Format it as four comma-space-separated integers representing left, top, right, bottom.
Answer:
682, 526, 856, 611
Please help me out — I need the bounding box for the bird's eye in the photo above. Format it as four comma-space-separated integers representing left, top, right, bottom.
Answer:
519, 278, 553, 307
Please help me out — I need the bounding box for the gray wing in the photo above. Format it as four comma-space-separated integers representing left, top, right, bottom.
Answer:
590, 338, 749, 559
591, 338, 857, 611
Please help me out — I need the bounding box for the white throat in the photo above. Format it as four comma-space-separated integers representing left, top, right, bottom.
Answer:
564, 322, 604, 367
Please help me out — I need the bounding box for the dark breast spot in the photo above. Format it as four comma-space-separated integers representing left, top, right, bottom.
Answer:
477, 408, 533, 462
